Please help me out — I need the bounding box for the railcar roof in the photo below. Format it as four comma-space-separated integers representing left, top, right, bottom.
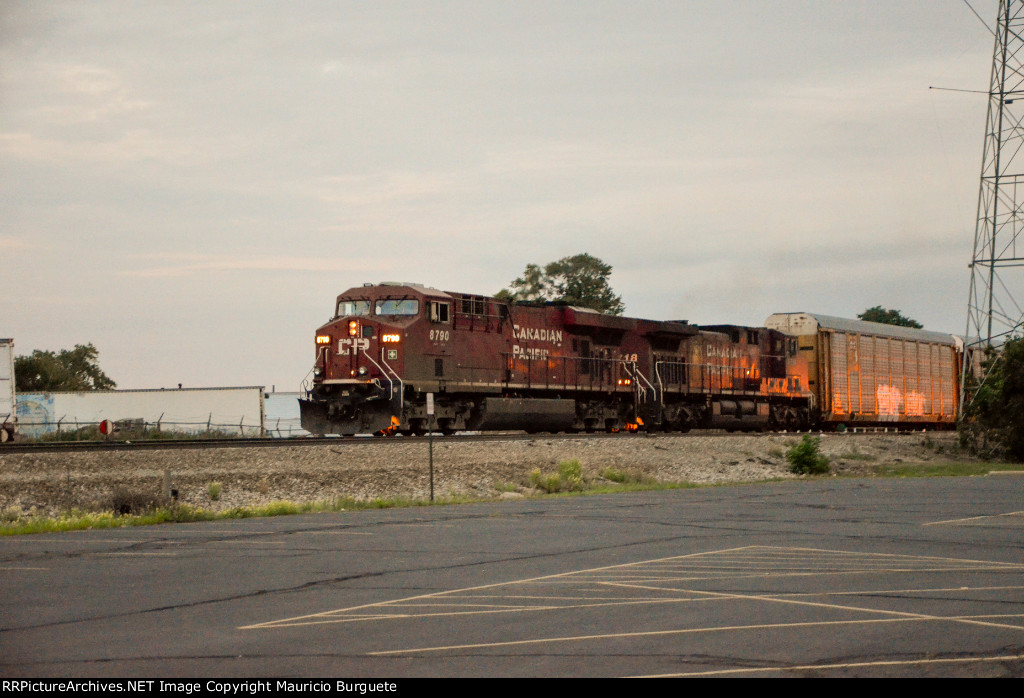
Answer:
766, 312, 957, 345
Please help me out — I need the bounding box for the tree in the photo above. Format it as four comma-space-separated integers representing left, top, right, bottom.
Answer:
498, 253, 625, 315
962, 338, 1024, 462
857, 306, 923, 329
15, 343, 117, 392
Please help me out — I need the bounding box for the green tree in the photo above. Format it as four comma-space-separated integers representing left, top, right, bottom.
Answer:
15, 343, 117, 392
857, 306, 923, 329
499, 253, 625, 315
962, 338, 1024, 461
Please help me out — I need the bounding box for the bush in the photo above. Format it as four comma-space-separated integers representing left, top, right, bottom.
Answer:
786, 435, 830, 475
207, 482, 222, 501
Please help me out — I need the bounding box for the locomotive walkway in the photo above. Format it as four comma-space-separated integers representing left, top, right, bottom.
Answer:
1, 474, 1022, 677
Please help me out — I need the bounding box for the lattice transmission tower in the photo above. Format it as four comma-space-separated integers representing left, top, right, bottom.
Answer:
963, 0, 1024, 407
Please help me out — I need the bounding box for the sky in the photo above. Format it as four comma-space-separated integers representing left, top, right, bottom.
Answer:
1, 1, 1001, 390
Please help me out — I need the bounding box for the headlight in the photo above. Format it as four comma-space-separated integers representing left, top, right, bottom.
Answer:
357, 366, 369, 376
313, 367, 323, 377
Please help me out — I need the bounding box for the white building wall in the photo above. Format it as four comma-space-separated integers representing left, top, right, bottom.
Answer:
16, 387, 265, 438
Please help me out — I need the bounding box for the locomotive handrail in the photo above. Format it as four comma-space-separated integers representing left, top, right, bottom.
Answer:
625, 361, 658, 407
357, 347, 399, 409
301, 345, 330, 396
377, 348, 405, 411
300, 369, 314, 396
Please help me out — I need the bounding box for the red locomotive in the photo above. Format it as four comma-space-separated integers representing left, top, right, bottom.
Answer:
300, 282, 813, 435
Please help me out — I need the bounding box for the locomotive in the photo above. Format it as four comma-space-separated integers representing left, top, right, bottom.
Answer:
299, 282, 816, 435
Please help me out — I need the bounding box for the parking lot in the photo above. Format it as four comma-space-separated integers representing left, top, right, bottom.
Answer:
2, 475, 1022, 677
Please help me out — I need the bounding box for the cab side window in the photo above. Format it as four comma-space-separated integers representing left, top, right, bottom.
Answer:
429, 301, 450, 323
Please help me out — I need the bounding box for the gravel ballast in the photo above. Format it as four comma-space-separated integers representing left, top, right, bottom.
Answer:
0, 432, 970, 517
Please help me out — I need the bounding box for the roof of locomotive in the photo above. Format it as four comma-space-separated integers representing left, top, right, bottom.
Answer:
765, 312, 957, 345
336, 282, 453, 299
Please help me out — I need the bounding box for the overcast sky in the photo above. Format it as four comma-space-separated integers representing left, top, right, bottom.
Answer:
1, 1, 999, 390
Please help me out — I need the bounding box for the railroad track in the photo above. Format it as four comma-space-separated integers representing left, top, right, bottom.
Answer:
0, 427, 935, 455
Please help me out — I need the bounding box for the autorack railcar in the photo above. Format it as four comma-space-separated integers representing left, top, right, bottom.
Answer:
765, 312, 960, 429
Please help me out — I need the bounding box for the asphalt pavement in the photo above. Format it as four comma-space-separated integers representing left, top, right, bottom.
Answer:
2, 474, 1022, 677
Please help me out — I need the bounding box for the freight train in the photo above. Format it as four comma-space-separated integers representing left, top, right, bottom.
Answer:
299, 283, 961, 436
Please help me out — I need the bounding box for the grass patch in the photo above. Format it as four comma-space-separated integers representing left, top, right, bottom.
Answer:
0, 492, 496, 536
865, 461, 1022, 478
600, 467, 656, 485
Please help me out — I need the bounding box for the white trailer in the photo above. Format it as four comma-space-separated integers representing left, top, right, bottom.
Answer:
0, 339, 15, 442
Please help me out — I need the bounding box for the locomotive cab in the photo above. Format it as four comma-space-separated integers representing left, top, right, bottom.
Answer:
301, 282, 450, 435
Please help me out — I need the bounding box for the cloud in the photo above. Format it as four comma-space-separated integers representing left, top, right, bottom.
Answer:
121, 255, 377, 278
0, 236, 31, 252
35, 63, 153, 125
0, 129, 200, 167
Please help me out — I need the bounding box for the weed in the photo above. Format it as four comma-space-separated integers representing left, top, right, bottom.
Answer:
1, 506, 23, 524
207, 482, 223, 501
528, 460, 587, 493
601, 468, 630, 483
767, 446, 786, 459
786, 435, 831, 475
529, 468, 563, 493
107, 487, 167, 516
557, 459, 585, 491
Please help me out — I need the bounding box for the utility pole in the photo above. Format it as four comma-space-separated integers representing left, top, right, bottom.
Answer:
963, 0, 1024, 411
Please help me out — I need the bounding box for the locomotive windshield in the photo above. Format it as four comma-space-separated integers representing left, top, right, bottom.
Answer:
375, 299, 419, 316
337, 300, 370, 317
